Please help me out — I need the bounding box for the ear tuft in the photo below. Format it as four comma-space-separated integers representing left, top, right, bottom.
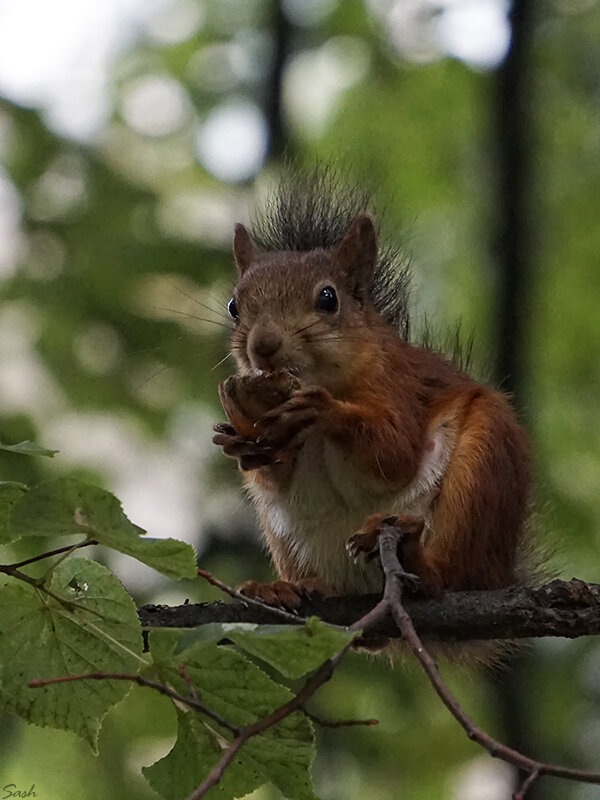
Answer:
233, 224, 255, 276
335, 213, 378, 297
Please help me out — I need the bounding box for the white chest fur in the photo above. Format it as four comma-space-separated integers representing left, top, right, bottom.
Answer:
249, 427, 452, 594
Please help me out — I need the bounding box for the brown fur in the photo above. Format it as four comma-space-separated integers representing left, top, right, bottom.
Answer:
214, 214, 531, 603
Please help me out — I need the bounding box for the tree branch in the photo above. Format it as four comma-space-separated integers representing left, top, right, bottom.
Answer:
29, 670, 240, 735
139, 577, 600, 642
196, 567, 305, 624
30, 556, 600, 800
373, 522, 600, 799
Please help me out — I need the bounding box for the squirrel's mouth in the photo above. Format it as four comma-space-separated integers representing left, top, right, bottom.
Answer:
247, 349, 305, 375
249, 363, 303, 379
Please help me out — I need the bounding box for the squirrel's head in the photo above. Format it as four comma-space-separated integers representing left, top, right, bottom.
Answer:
227, 214, 380, 392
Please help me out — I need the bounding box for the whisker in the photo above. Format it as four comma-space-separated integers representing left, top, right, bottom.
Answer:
294, 320, 321, 337
127, 336, 185, 356
303, 334, 365, 344
136, 363, 171, 388
166, 281, 232, 322
210, 288, 235, 305
210, 352, 232, 371
136, 343, 235, 388
155, 306, 234, 332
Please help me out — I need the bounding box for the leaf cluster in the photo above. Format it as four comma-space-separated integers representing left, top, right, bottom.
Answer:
0, 442, 354, 800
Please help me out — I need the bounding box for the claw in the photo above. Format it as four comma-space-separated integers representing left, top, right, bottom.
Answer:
347, 513, 428, 592
237, 578, 334, 611
213, 421, 278, 471
213, 421, 237, 435
346, 528, 381, 565
252, 387, 332, 450
238, 579, 303, 610
256, 395, 304, 425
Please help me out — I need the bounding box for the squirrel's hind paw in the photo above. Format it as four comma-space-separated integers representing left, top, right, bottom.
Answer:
346, 513, 400, 564
237, 578, 335, 611
347, 513, 425, 566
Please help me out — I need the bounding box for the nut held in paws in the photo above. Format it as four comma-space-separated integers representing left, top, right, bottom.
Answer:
219, 371, 300, 438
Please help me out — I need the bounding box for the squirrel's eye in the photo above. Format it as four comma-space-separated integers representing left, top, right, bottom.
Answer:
227, 297, 239, 320
315, 286, 338, 314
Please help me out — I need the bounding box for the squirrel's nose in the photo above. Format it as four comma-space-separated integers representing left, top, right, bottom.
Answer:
253, 331, 282, 358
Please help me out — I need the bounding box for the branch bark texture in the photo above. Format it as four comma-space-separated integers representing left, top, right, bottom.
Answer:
139, 578, 600, 642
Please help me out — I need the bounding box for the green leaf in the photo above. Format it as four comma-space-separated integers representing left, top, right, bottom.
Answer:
145, 637, 317, 800
0, 440, 58, 458
144, 708, 263, 800
0, 481, 28, 544
177, 617, 357, 679
0, 558, 144, 752
9, 477, 197, 580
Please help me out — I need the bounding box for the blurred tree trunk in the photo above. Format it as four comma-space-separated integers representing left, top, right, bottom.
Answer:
491, 1, 540, 798
264, 0, 292, 161
494, 0, 535, 405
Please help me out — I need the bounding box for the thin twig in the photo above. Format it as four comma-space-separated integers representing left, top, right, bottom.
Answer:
514, 767, 540, 800
8, 538, 97, 569
184, 644, 353, 800
41, 537, 98, 583
305, 710, 378, 729
197, 567, 307, 625
375, 523, 600, 799
0, 541, 116, 622
29, 671, 240, 735
0, 563, 119, 622
178, 663, 199, 701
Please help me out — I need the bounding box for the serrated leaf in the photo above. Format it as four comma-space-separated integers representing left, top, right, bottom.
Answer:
145, 637, 317, 800
0, 558, 144, 751
9, 477, 197, 580
0, 440, 58, 458
144, 708, 263, 800
0, 481, 28, 544
177, 618, 356, 679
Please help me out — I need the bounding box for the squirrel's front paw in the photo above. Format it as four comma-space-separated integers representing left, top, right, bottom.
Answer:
212, 423, 276, 470
254, 387, 333, 450
218, 372, 300, 437
238, 578, 335, 611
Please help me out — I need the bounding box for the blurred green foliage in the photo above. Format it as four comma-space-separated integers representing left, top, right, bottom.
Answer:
1, 1, 600, 798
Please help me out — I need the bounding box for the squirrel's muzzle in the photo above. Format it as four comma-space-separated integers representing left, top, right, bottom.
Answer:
249, 323, 284, 370
253, 331, 282, 357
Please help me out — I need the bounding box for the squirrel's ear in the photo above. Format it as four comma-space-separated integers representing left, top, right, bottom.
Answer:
233, 224, 255, 276
335, 213, 378, 296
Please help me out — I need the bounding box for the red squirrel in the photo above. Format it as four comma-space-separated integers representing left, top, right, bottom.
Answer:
212, 175, 531, 609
